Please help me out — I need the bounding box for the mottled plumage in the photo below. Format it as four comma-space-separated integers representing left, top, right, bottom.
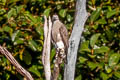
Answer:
51, 14, 69, 64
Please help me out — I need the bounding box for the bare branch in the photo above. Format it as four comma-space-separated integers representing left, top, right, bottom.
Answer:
51, 52, 61, 80
88, 5, 96, 11
42, 16, 52, 80
64, 0, 89, 80
0, 46, 34, 80
42, 16, 48, 65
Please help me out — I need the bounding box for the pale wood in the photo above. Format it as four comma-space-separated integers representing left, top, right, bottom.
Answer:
64, 0, 89, 80
42, 16, 52, 80
51, 53, 61, 80
0, 46, 34, 80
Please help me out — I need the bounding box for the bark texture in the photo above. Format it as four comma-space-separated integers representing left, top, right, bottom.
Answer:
64, 0, 89, 80
0, 46, 34, 80
42, 16, 52, 80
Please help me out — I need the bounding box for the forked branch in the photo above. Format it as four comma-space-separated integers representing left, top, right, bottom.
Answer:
42, 16, 52, 80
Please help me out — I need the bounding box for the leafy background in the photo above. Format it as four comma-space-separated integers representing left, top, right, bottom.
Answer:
0, 0, 120, 80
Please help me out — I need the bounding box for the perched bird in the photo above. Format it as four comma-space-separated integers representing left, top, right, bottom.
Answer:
51, 14, 69, 64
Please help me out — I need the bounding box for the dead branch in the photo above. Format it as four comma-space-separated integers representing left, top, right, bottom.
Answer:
0, 45, 34, 80
51, 52, 61, 80
42, 16, 52, 80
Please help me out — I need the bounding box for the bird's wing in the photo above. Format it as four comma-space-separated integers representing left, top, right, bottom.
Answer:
59, 24, 69, 50
51, 27, 57, 48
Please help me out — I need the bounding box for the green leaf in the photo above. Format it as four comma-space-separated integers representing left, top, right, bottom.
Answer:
67, 14, 73, 22
90, 7, 101, 22
59, 9, 67, 18
25, 13, 37, 24
16, 5, 24, 13
28, 40, 39, 51
96, 18, 107, 24
14, 38, 24, 45
0, 9, 6, 15
44, 8, 51, 17
90, 33, 101, 48
0, 17, 3, 21
29, 65, 41, 77
3, 26, 12, 33
109, 53, 120, 67
105, 64, 112, 73
114, 72, 120, 78
23, 51, 32, 65
105, 30, 114, 41
11, 30, 20, 42
57, 5, 62, 10
97, 62, 104, 69
106, 9, 119, 18
80, 41, 91, 52
94, 46, 109, 54
75, 74, 82, 80
58, 74, 62, 80
8, 8, 16, 19
100, 72, 109, 80
106, 68, 112, 73
79, 56, 88, 63
92, 25, 98, 30
35, 25, 43, 36
109, 23, 117, 27
50, 48, 56, 62
36, 16, 42, 23
87, 62, 97, 70
4, 73, 10, 80
88, 54, 96, 58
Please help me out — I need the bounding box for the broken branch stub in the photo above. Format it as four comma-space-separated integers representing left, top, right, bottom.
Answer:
42, 16, 52, 80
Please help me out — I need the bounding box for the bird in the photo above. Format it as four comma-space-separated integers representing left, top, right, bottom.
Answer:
51, 14, 69, 64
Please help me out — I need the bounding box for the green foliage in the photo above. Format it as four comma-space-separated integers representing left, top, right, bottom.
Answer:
0, 0, 120, 80
90, 7, 101, 23
94, 46, 109, 53
44, 8, 51, 17
59, 9, 67, 18
0, 0, 74, 79
75, 74, 82, 80
29, 65, 41, 77
106, 9, 119, 18
109, 53, 120, 67
90, 33, 101, 48
77, 0, 120, 80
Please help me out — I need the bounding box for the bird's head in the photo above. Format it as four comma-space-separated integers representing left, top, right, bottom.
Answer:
52, 14, 59, 22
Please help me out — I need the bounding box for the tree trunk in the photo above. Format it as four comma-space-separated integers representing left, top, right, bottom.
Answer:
64, 0, 89, 80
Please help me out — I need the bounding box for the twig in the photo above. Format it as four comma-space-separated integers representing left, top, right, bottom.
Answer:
0, 45, 34, 80
42, 16, 52, 80
88, 5, 96, 11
